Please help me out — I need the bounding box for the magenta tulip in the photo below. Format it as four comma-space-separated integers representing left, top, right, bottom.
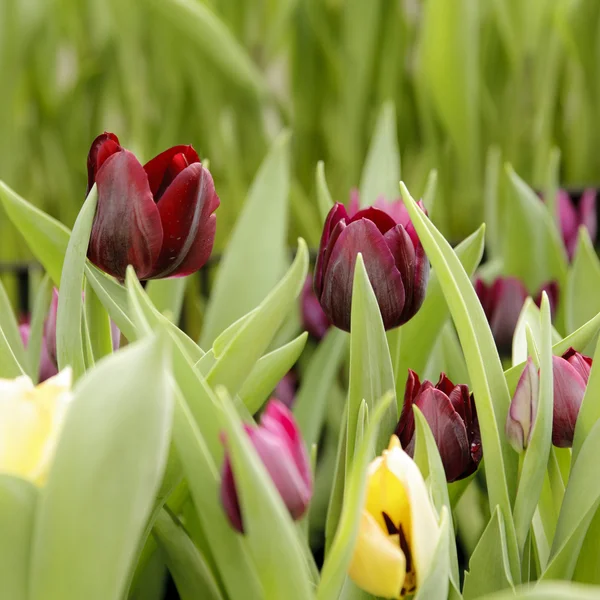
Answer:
314, 195, 429, 332
395, 370, 482, 482
86, 132, 220, 280
220, 400, 312, 532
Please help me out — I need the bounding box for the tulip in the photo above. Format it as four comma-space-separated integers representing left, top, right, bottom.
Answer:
19, 322, 58, 383
301, 274, 331, 340
314, 195, 429, 332
395, 370, 482, 482
348, 435, 441, 599
0, 368, 72, 484
506, 358, 539, 452
220, 399, 312, 532
272, 371, 298, 409
475, 276, 558, 354
556, 189, 597, 261
86, 132, 220, 280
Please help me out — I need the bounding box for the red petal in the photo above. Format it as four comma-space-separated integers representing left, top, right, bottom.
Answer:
318, 219, 406, 331
348, 206, 397, 234
88, 150, 163, 280
87, 132, 121, 195
396, 370, 421, 446
150, 164, 219, 278
143, 145, 200, 198
220, 455, 244, 532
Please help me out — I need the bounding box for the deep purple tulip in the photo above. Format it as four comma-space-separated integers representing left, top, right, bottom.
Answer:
86, 132, 220, 280
557, 189, 597, 261
301, 274, 331, 340
220, 400, 313, 532
314, 195, 429, 332
395, 370, 482, 483
475, 276, 558, 354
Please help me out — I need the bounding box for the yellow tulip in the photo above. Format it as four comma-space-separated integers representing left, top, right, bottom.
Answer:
0, 368, 72, 484
349, 435, 441, 599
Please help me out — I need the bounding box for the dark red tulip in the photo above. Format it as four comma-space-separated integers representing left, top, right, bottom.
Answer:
86, 132, 219, 280
396, 370, 482, 482
301, 274, 331, 340
557, 189, 597, 261
475, 277, 559, 355
220, 400, 313, 532
314, 194, 429, 332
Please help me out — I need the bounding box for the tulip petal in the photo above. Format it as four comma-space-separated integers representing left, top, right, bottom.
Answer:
552, 355, 587, 447
396, 370, 421, 447
143, 145, 200, 199
488, 277, 528, 353
384, 225, 416, 303
414, 388, 471, 482
558, 190, 579, 254
506, 358, 538, 452
563, 347, 592, 382
319, 219, 406, 331
349, 206, 397, 234
87, 132, 121, 194
374, 197, 410, 227
151, 164, 219, 278
349, 510, 406, 600
579, 189, 597, 244
89, 150, 163, 280
220, 456, 244, 532
301, 275, 331, 339
315, 203, 348, 297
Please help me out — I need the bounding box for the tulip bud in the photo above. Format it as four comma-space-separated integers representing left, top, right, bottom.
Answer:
301, 274, 331, 340
506, 358, 539, 452
475, 276, 559, 354
349, 436, 441, 599
86, 132, 220, 280
395, 370, 481, 482
220, 400, 312, 532
314, 195, 429, 332
0, 368, 72, 484
19, 323, 58, 383
556, 189, 597, 261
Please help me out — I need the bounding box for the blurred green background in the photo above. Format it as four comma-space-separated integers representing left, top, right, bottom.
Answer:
1, 0, 599, 280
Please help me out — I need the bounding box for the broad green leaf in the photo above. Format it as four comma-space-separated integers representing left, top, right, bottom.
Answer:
239, 332, 308, 414
153, 508, 224, 600
542, 418, 600, 580
294, 328, 348, 450
201, 133, 291, 347
401, 182, 520, 582
0, 476, 37, 600
30, 335, 173, 600
512, 299, 561, 366
359, 102, 400, 206
0, 320, 26, 378
84, 279, 115, 363
0, 277, 27, 368
217, 389, 314, 600
346, 254, 397, 469
206, 239, 308, 396
0, 181, 70, 285
463, 508, 515, 599
316, 161, 334, 224
565, 229, 600, 335
503, 165, 568, 292
317, 396, 394, 600
573, 504, 600, 585
394, 225, 485, 396
513, 295, 553, 554
543, 147, 561, 228
481, 582, 600, 599
56, 186, 97, 379
146, 277, 188, 324
26, 276, 53, 382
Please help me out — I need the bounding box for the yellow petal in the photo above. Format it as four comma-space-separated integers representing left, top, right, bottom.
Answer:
349, 510, 406, 599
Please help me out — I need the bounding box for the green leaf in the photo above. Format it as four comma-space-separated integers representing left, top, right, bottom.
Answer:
217, 389, 314, 600
0, 476, 37, 600
483, 146, 502, 260
512, 295, 554, 554
346, 254, 398, 469
0, 181, 70, 285
56, 185, 98, 379
153, 508, 224, 600
146, 277, 188, 324
542, 418, 600, 581
206, 238, 308, 396
317, 395, 394, 600
359, 102, 400, 206
316, 161, 335, 224
239, 332, 308, 414
394, 224, 485, 397
29, 334, 173, 600
84, 278, 115, 363
401, 182, 520, 582
201, 133, 291, 347
0, 277, 27, 369
479, 582, 600, 599
565, 229, 600, 335
0, 315, 26, 378
26, 276, 53, 382
462, 508, 515, 599
294, 328, 348, 450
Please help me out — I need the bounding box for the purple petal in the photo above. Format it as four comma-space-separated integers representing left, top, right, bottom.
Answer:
315, 203, 349, 297
488, 277, 528, 352
348, 206, 397, 235
563, 348, 592, 382
506, 358, 539, 451
44, 287, 59, 368
220, 455, 244, 532
552, 355, 587, 447
579, 189, 597, 246
301, 275, 331, 340
396, 370, 421, 447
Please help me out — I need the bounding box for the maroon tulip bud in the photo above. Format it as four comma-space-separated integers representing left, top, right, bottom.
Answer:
506, 358, 539, 452
557, 189, 597, 261
552, 348, 592, 447
475, 276, 559, 355
314, 194, 429, 332
220, 400, 313, 532
301, 274, 331, 340
395, 370, 482, 482
86, 132, 220, 280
